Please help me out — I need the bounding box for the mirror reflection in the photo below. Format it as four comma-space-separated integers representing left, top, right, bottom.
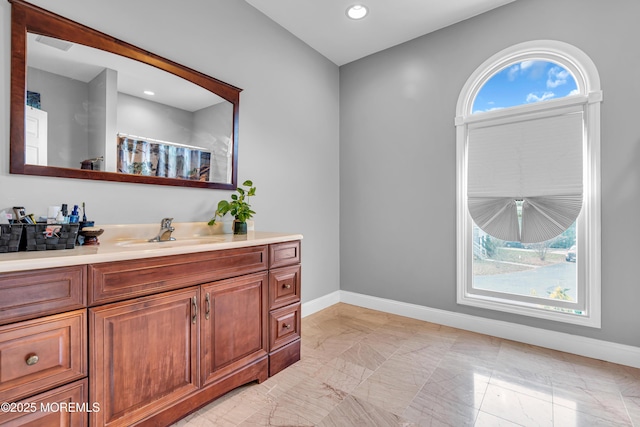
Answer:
26, 33, 234, 184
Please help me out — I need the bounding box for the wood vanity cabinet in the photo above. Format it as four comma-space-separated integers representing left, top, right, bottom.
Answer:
0, 239, 301, 427
88, 241, 300, 427
0, 241, 301, 427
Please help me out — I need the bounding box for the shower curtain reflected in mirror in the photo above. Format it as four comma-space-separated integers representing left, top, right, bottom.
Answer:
117, 135, 211, 181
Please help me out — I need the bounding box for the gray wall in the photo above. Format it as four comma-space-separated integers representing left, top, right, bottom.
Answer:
88, 68, 117, 171
27, 67, 89, 168
117, 93, 194, 145
0, 0, 340, 303
194, 102, 234, 183
340, 0, 640, 346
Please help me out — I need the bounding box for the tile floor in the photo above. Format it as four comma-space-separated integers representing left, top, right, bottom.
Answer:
172, 303, 640, 426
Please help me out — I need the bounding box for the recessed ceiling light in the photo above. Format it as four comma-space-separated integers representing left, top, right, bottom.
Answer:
143, 90, 155, 96
346, 4, 368, 20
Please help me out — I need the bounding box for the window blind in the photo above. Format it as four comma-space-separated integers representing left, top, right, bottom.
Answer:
467, 110, 583, 243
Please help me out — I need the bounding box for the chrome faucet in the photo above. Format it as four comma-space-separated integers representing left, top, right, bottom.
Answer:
149, 217, 176, 242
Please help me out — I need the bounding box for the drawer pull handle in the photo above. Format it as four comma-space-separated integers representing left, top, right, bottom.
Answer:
283, 323, 291, 330
283, 284, 291, 289
205, 293, 211, 320
26, 354, 39, 366
192, 296, 198, 324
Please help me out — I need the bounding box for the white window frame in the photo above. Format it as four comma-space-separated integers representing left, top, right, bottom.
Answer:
455, 40, 602, 328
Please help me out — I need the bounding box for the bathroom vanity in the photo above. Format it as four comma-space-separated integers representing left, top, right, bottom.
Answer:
0, 229, 302, 426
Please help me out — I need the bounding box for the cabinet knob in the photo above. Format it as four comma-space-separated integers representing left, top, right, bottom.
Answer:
283, 284, 291, 289
25, 354, 39, 366
283, 323, 291, 330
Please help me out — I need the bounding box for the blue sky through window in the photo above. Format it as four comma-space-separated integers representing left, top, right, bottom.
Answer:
472, 60, 578, 114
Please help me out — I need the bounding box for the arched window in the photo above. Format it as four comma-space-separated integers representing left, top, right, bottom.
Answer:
455, 40, 602, 327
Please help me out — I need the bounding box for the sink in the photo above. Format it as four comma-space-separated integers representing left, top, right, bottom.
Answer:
115, 236, 227, 249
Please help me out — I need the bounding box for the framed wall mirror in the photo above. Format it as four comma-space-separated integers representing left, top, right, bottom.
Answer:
10, 0, 241, 189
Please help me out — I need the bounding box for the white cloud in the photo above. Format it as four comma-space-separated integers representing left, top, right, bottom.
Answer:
569, 88, 579, 96
526, 91, 555, 103
547, 66, 571, 88
472, 106, 505, 114
520, 60, 535, 70
507, 64, 520, 81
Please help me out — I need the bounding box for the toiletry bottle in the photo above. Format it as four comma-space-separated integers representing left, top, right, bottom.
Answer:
69, 205, 79, 224
61, 204, 69, 224
47, 206, 61, 224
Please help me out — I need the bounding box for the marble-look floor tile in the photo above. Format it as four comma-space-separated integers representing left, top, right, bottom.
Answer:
171, 303, 640, 427
312, 357, 374, 394
480, 383, 553, 426
416, 362, 490, 410
552, 383, 630, 426
403, 383, 480, 426
351, 357, 432, 416
474, 411, 521, 426
337, 340, 388, 371
622, 395, 640, 426
318, 395, 416, 426
240, 377, 347, 426
553, 402, 632, 426
387, 340, 447, 375
489, 367, 553, 403
356, 331, 407, 359
449, 331, 502, 363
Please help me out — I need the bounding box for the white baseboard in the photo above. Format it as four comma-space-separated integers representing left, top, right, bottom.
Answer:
301, 290, 341, 317
303, 290, 640, 369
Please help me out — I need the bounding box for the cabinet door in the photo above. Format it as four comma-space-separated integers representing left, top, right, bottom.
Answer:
90, 287, 199, 427
201, 272, 268, 386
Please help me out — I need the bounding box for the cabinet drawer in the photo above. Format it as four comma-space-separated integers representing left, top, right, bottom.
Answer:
89, 245, 268, 305
269, 303, 301, 351
0, 378, 88, 427
0, 309, 87, 403
0, 266, 86, 326
269, 241, 301, 269
268, 265, 301, 310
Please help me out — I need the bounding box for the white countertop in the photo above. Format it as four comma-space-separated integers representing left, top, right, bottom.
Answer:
0, 222, 302, 273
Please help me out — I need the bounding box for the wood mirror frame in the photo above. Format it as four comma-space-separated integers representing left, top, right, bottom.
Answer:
9, 0, 241, 189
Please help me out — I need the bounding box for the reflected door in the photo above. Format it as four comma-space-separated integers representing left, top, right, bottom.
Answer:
25, 107, 47, 166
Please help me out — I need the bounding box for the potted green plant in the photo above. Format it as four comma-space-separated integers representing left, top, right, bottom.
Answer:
208, 180, 256, 234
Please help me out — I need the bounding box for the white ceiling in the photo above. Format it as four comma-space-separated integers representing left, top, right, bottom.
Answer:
28, 34, 224, 112
245, 0, 518, 66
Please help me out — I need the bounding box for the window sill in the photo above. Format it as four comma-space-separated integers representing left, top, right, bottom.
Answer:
457, 292, 601, 328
